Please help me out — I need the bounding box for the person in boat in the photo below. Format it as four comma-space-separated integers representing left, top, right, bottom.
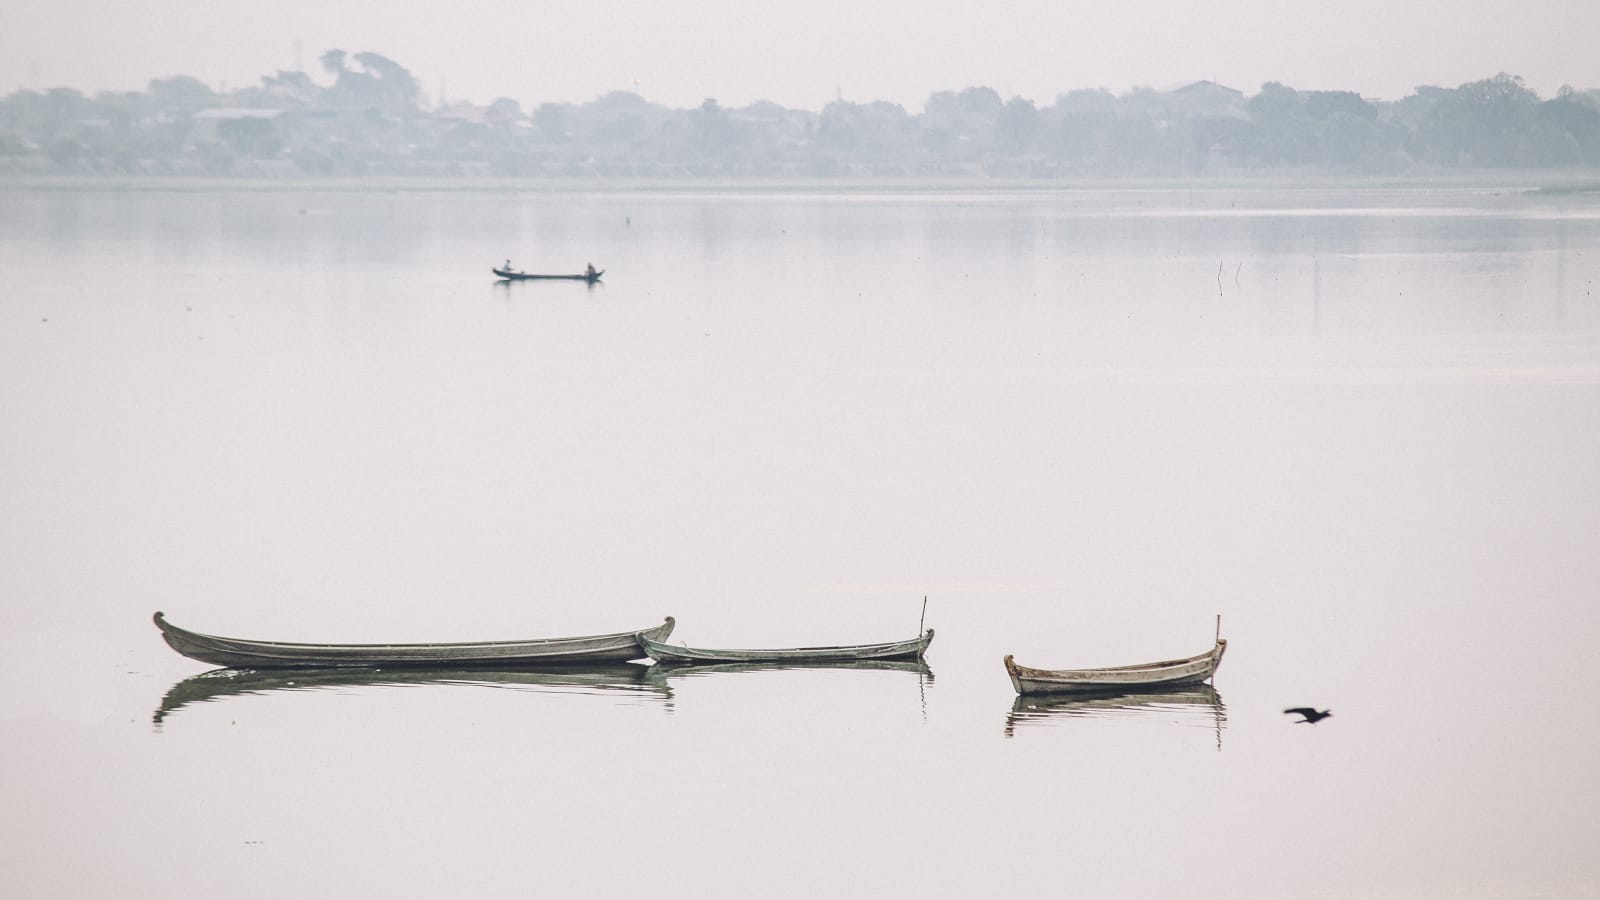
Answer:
504, 259, 513, 272
585, 263, 597, 278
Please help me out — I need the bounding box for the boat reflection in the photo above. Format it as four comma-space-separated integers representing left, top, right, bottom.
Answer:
642, 659, 935, 720
1003, 685, 1227, 745
154, 663, 671, 726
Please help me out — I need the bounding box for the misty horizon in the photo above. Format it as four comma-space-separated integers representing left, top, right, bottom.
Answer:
8, 56, 1600, 119
5, 51, 1599, 180
5, 1, 1599, 113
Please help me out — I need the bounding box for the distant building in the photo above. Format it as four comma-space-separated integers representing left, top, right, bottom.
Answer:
434, 102, 526, 128
1171, 80, 1244, 100
435, 103, 493, 127
192, 108, 283, 140
1168, 81, 1247, 116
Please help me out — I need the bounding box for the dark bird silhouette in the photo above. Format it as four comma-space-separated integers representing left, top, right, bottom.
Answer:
1284, 707, 1332, 724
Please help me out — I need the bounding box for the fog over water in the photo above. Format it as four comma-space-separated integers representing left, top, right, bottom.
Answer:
1, 183, 1598, 898
5, 1, 1599, 108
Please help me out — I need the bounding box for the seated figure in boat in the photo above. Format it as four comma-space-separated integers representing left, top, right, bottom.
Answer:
585, 263, 597, 278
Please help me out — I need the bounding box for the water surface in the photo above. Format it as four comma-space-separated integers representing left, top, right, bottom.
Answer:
2, 182, 1597, 898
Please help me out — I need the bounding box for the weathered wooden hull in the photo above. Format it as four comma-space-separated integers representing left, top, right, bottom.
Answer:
644, 658, 933, 681
493, 268, 602, 282
1004, 639, 1226, 695
638, 629, 934, 665
153, 611, 673, 669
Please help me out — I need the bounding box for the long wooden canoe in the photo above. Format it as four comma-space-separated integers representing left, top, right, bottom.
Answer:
643, 658, 933, 681
1004, 638, 1226, 695
493, 267, 603, 283
153, 611, 674, 669
637, 628, 934, 665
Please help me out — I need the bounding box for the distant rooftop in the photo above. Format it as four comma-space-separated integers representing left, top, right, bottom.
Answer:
1171, 80, 1245, 98
193, 108, 284, 120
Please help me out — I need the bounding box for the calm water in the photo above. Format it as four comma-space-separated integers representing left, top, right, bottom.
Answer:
2, 182, 1598, 898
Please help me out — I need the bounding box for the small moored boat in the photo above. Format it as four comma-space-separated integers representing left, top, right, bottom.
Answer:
493, 267, 603, 283
1004, 637, 1226, 696
153, 611, 673, 669
637, 628, 934, 665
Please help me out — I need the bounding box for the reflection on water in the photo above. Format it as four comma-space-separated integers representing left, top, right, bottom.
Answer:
491, 278, 604, 295
7, 185, 1597, 897
156, 659, 938, 727
1004, 685, 1227, 747
154, 663, 672, 727
644, 659, 934, 722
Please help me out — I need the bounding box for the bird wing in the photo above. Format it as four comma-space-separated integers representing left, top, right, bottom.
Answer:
1284, 707, 1316, 717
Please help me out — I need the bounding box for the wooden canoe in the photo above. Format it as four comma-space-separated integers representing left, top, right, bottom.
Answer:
1004, 638, 1226, 695
493, 267, 603, 282
637, 628, 934, 665
643, 658, 933, 681
153, 611, 674, 669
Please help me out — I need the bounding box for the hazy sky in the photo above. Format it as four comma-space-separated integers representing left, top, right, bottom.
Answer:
3, 0, 1596, 110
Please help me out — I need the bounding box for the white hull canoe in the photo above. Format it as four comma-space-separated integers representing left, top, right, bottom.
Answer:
154, 611, 674, 669
637, 629, 934, 665
1004, 639, 1226, 695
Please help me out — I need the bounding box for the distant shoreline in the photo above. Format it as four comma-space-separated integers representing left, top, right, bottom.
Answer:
3, 172, 1597, 195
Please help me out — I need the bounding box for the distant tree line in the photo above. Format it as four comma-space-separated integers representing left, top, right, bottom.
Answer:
2, 51, 1598, 178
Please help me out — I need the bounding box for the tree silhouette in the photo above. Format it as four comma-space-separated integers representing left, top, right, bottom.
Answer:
5, 51, 1600, 178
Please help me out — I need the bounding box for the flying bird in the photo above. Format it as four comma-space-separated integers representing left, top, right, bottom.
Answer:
1284, 707, 1332, 724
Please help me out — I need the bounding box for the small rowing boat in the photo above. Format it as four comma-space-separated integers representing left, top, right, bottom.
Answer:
1003, 637, 1226, 695
1006, 616, 1227, 695
493, 267, 603, 283
153, 611, 673, 669
637, 628, 934, 665
1004, 644, 1227, 695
